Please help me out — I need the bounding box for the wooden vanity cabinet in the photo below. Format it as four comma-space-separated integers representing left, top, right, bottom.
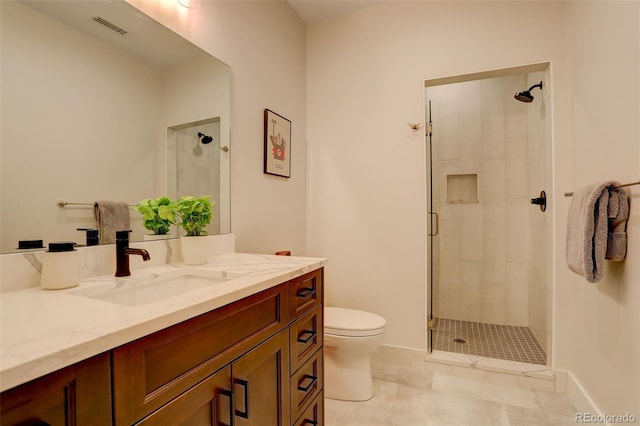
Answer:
0, 267, 324, 426
288, 269, 324, 426
0, 353, 112, 426
117, 267, 324, 426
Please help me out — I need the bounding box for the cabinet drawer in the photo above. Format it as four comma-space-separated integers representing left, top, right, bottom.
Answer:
290, 348, 323, 422
113, 283, 289, 425
293, 391, 324, 426
289, 304, 323, 373
289, 268, 323, 319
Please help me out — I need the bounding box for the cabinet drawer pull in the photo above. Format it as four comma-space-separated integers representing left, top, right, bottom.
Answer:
297, 330, 317, 344
303, 421, 318, 426
234, 378, 250, 419
297, 374, 317, 392
296, 287, 316, 298
220, 389, 234, 426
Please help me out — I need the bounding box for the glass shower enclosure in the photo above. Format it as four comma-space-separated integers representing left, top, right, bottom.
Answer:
425, 65, 553, 366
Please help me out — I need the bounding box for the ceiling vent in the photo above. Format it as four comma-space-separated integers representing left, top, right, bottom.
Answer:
90, 16, 128, 36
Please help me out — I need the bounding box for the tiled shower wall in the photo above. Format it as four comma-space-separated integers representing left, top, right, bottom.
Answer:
526, 71, 552, 353
428, 74, 535, 328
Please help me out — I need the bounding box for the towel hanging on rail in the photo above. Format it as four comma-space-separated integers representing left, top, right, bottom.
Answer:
94, 201, 130, 244
565, 181, 629, 283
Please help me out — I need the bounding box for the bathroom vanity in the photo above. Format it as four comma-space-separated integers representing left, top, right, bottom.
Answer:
0, 253, 325, 426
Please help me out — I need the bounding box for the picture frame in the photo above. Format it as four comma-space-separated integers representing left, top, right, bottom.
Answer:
264, 109, 291, 178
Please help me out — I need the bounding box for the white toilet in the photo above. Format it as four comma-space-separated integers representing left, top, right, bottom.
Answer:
323, 307, 386, 401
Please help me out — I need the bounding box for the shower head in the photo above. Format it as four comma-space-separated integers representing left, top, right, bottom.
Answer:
198, 132, 213, 144
514, 81, 543, 103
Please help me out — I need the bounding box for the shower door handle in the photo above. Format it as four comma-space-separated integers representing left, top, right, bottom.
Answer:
428, 211, 439, 236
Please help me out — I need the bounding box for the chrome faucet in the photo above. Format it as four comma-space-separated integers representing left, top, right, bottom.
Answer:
115, 230, 150, 277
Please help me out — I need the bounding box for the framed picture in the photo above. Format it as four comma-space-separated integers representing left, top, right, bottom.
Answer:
264, 109, 291, 178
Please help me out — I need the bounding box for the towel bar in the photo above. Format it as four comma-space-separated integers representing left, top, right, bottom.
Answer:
564, 179, 640, 197
57, 201, 135, 208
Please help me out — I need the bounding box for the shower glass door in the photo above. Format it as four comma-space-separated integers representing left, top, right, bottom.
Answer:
427, 100, 435, 353
424, 66, 552, 366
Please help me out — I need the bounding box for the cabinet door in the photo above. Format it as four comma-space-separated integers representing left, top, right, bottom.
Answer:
232, 330, 290, 426
113, 284, 289, 425
137, 366, 232, 426
0, 353, 111, 426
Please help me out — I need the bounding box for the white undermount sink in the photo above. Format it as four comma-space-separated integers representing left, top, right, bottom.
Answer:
68, 268, 245, 307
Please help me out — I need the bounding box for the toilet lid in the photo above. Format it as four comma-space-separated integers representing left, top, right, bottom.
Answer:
324, 307, 386, 337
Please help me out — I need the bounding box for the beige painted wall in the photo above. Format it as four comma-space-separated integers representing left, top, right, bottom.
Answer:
307, 0, 568, 352
307, 0, 637, 415
131, 0, 638, 415
557, 1, 639, 416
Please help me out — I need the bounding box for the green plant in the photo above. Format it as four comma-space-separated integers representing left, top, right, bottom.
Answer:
133, 196, 175, 235
175, 195, 214, 236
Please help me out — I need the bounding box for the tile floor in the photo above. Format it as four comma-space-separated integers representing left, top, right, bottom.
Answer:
432, 318, 547, 365
325, 363, 576, 425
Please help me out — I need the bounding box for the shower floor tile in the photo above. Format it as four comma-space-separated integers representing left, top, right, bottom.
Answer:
432, 318, 547, 365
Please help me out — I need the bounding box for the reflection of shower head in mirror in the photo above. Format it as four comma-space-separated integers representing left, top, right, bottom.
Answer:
514, 81, 543, 103
198, 132, 213, 144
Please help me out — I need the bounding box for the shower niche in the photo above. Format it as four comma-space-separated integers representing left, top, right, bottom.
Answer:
446, 173, 478, 204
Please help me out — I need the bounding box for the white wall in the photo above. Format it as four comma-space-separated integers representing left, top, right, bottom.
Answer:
306, 1, 568, 351
556, 1, 639, 416
126, 0, 308, 256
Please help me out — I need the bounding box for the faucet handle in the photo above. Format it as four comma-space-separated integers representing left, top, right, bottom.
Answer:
115, 230, 132, 241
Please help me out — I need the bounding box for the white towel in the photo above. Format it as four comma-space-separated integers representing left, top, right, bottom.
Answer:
566, 181, 629, 283
94, 201, 130, 244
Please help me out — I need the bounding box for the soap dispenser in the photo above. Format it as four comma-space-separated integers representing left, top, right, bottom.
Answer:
41, 242, 79, 290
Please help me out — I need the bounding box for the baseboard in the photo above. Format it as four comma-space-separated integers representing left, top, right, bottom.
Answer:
566, 371, 603, 418
372, 344, 561, 393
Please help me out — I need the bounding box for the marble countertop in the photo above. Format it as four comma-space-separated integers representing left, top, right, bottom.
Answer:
0, 252, 327, 392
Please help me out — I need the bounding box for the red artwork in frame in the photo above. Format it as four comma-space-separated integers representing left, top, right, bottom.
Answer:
264, 109, 291, 178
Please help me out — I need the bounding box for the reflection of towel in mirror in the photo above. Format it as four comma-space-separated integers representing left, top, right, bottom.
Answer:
566, 181, 629, 283
94, 201, 130, 244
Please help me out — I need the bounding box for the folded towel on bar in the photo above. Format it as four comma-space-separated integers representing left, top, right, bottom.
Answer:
566, 181, 630, 283
605, 186, 630, 261
94, 201, 130, 244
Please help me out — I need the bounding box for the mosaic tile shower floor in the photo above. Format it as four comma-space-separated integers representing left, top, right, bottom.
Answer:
432, 318, 547, 365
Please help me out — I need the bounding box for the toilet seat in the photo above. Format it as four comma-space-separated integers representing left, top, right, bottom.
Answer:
324, 307, 386, 337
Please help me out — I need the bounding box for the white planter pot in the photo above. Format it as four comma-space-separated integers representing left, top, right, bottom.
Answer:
180, 235, 210, 265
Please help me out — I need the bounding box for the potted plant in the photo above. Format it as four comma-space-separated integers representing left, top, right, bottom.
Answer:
133, 196, 176, 239
174, 195, 215, 264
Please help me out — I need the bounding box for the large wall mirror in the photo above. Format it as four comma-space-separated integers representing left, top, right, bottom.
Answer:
0, 0, 231, 253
